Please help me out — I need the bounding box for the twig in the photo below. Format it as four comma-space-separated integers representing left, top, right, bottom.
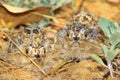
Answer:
58, 63, 73, 73
78, 0, 85, 11
73, 0, 85, 13
2, 31, 47, 76
46, 60, 68, 74
31, 12, 66, 23
113, 71, 120, 76
41, 60, 68, 79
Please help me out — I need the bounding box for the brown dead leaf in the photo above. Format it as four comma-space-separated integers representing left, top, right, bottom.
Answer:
0, 3, 51, 27
51, 19, 66, 29
1, 3, 29, 13
83, 0, 120, 23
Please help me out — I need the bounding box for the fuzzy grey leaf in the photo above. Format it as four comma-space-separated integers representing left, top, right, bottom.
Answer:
91, 54, 107, 67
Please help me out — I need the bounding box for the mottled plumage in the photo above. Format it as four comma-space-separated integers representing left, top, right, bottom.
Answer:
56, 11, 105, 61
9, 26, 51, 59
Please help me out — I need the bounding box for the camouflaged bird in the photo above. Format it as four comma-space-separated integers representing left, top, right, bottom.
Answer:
8, 26, 52, 59
55, 11, 105, 61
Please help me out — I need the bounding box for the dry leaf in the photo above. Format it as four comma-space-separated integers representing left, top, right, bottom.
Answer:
51, 20, 66, 29
1, 3, 29, 13
83, 0, 120, 22
0, 3, 51, 27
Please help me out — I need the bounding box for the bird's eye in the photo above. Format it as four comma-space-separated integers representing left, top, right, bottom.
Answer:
25, 29, 31, 34
2, 36, 9, 41
25, 49, 29, 54
44, 49, 46, 54
84, 34, 87, 38
33, 29, 39, 34
67, 33, 69, 37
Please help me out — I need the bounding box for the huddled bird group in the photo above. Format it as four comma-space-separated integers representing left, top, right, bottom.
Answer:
8, 11, 105, 61
7, 11, 106, 72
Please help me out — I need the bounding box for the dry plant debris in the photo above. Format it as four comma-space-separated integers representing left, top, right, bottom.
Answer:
0, 0, 120, 80
0, 3, 51, 27
1, 10, 119, 80
82, 0, 120, 23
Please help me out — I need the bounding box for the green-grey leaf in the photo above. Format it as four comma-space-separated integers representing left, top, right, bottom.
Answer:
109, 31, 120, 48
91, 54, 107, 67
72, 0, 77, 11
109, 23, 117, 34
52, 0, 71, 10
101, 44, 108, 58
107, 48, 119, 62
7, 0, 24, 7
38, 18, 51, 27
113, 22, 119, 27
99, 18, 111, 38
113, 22, 120, 31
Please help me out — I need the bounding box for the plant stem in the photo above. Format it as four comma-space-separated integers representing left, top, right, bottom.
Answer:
108, 62, 114, 78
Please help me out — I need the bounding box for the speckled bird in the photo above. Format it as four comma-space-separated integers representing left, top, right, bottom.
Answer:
8, 26, 52, 59
55, 11, 105, 61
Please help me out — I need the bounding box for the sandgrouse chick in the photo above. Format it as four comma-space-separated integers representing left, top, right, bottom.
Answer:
9, 26, 52, 59
55, 11, 105, 61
